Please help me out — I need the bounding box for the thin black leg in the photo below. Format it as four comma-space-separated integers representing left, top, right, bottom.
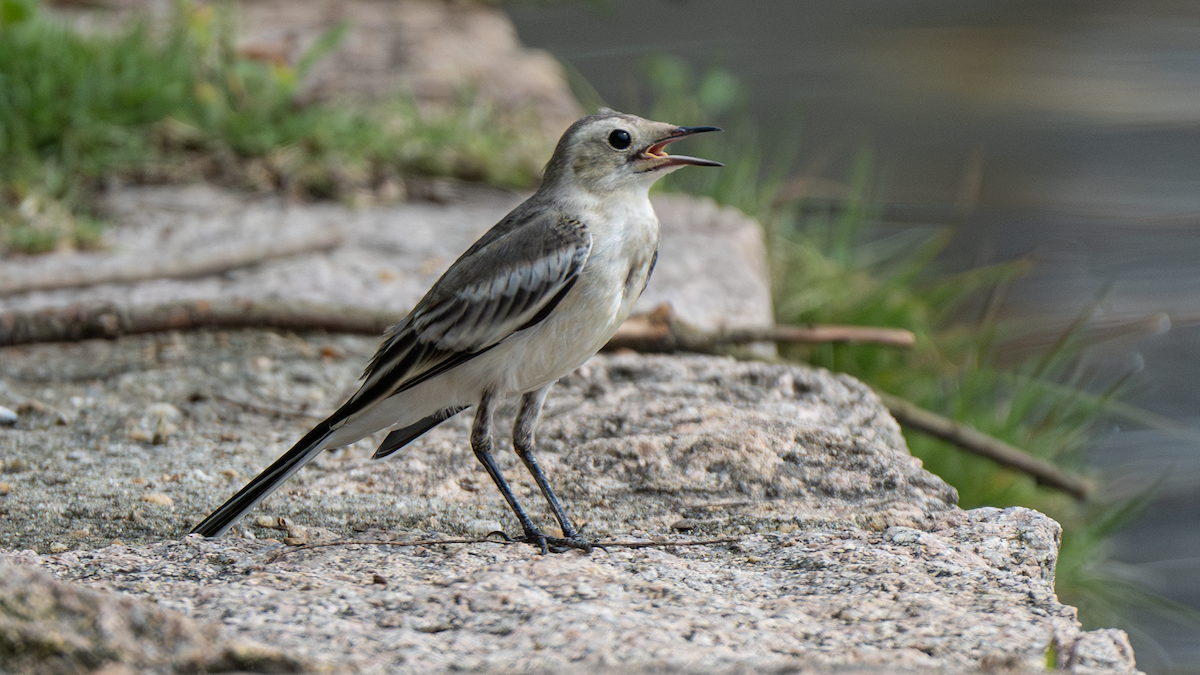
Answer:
513, 385, 592, 553
469, 389, 547, 552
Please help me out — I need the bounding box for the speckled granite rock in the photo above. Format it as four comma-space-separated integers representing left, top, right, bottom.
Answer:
1, 507, 1136, 674
0, 557, 306, 674
0, 336, 1139, 673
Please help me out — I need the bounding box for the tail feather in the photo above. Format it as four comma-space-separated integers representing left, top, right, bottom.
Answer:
373, 406, 465, 459
190, 423, 334, 538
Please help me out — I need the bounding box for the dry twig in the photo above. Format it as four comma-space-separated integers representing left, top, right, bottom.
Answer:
605, 304, 916, 353
877, 391, 1093, 500
265, 535, 743, 562
0, 299, 396, 346
0, 229, 344, 296
0, 299, 915, 349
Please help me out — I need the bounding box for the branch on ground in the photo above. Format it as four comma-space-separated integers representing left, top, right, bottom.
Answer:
0, 299, 917, 349
0, 299, 396, 345
876, 391, 1094, 500
0, 229, 344, 296
264, 535, 743, 563
605, 303, 916, 352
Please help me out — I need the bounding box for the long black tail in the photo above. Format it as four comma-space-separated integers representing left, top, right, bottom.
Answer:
190, 423, 334, 538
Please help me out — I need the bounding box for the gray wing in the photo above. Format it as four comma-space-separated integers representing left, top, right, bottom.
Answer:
336, 211, 592, 419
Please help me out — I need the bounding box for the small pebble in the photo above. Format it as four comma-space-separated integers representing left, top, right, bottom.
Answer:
128, 428, 152, 443
0, 482, 11, 496
0, 406, 17, 426
283, 524, 310, 545
141, 493, 175, 507
18, 400, 46, 415
49, 542, 69, 553
465, 519, 503, 536
4, 458, 29, 473
152, 419, 177, 445
288, 363, 322, 384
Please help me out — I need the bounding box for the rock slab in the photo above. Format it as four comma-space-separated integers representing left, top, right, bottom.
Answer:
0, 336, 1139, 673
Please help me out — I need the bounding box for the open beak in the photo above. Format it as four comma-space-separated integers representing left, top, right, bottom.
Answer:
640, 125, 724, 169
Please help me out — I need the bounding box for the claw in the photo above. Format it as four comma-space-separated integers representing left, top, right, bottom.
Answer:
517, 530, 594, 554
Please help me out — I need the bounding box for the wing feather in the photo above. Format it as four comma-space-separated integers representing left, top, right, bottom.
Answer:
341, 211, 591, 416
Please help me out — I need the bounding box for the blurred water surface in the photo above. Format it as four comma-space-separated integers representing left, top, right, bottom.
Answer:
507, 1, 1200, 671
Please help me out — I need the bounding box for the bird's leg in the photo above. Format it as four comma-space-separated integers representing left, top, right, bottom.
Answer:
469, 389, 546, 551
513, 386, 592, 553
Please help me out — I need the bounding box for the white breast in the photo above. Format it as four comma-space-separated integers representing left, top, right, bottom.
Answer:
501, 187, 661, 393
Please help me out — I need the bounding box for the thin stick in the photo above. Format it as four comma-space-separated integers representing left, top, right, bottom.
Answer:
0, 229, 344, 296
0, 299, 914, 349
877, 391, 1093, 500
214, 392, 325, 419
265, 535, 743, 562
597, 536, 742, 549
266, 537, 502, 562
604, 304, 915, 353
0, 299, 397, 346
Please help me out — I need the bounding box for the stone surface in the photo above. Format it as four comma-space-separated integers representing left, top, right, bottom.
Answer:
0, 335, 1140, 673
1, 183, 775, 335
0, 337, 947, 548
1, 506, 1137, 675
0, 557, 306, 674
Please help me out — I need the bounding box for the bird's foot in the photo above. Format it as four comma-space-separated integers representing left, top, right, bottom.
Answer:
518, 529, 595, 554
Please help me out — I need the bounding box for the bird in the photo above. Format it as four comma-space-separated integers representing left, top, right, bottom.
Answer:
190, 109, 723, 552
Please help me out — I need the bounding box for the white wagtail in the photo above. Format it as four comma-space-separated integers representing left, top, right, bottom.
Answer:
191, 110, 722, 551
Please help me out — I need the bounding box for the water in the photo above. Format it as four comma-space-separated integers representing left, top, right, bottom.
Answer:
506, 1, 1200, 671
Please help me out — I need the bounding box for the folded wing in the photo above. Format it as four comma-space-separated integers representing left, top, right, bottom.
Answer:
335, 212, 592, 426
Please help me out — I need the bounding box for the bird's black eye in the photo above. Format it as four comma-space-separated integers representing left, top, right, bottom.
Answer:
608, 129, 632, 150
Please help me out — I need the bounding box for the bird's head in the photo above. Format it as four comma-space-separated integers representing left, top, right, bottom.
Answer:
541, 109, 723, 195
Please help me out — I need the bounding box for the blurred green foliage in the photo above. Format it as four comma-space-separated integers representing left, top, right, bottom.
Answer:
0, 0, 550, 253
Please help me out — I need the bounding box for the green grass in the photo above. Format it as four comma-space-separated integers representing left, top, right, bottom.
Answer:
0, 0, 550, 253
624, 53, 1188, 634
